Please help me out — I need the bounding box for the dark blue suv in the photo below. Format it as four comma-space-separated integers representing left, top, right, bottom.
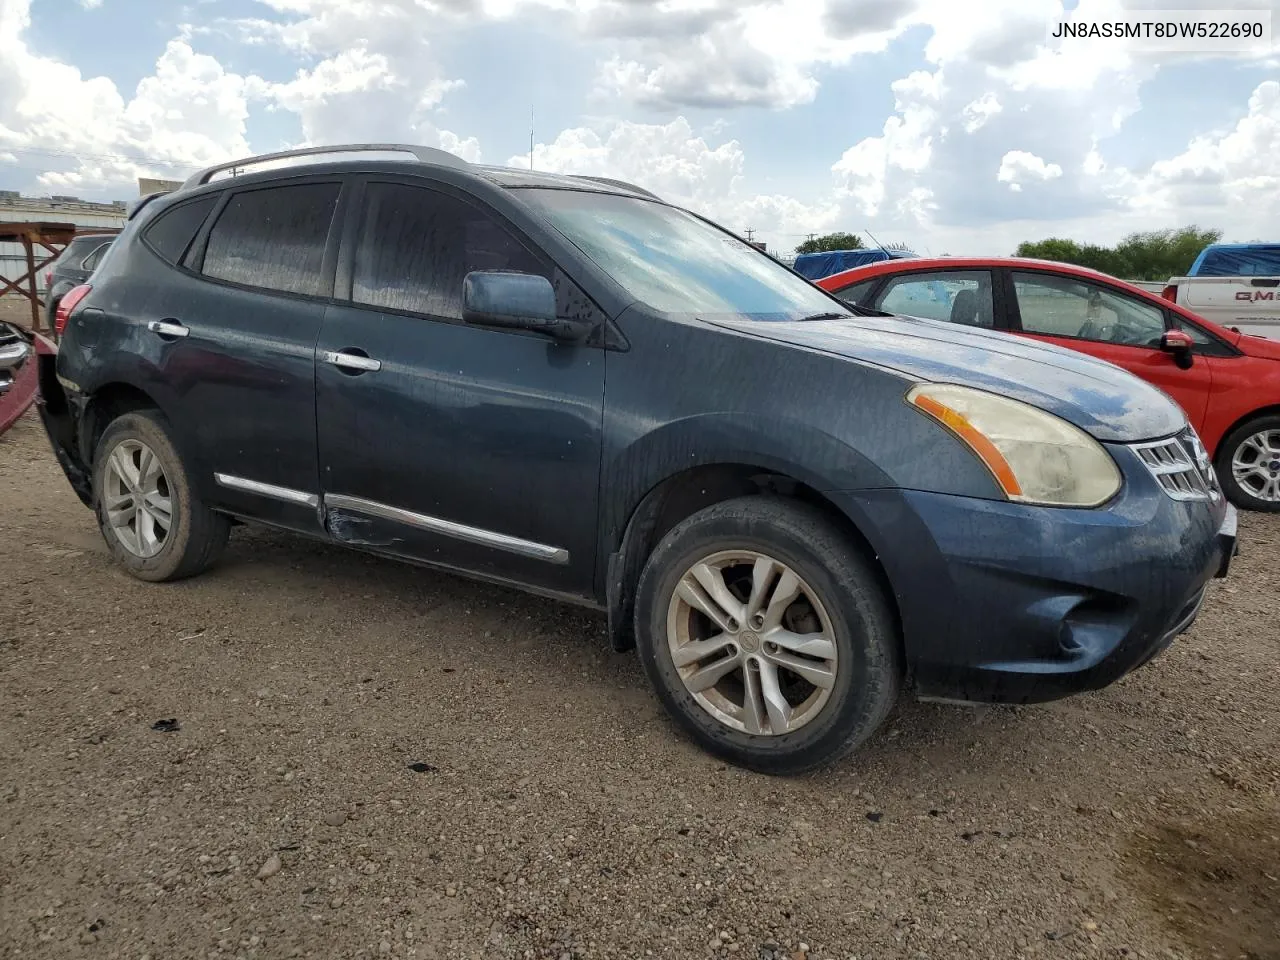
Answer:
37, 144, 1238, 774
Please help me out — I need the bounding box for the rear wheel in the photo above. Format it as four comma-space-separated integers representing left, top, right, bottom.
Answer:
634, 496, 901, 775
1215, 414, 1280, 512
92, 410, 230, 581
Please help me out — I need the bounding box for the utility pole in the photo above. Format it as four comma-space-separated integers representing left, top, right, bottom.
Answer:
744, 227, 756, 243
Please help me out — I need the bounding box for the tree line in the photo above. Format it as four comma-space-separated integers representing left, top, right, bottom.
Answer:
795, 233, 915, 255
1015, 226, 1221, 281
793, 226, 1222, 280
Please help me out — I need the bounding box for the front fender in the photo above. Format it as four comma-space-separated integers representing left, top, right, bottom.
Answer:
597, 412, 885, 649
598, 411, 890, 547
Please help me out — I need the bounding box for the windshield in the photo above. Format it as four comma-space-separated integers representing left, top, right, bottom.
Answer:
517, 189, 849, 321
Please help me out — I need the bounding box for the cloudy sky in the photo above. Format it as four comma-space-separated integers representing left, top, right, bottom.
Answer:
0, 0, 1276, 255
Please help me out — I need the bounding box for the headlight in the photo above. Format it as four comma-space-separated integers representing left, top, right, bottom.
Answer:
906, 383, 1122, 507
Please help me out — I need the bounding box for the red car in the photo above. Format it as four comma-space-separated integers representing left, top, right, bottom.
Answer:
819, 256, 1280, 512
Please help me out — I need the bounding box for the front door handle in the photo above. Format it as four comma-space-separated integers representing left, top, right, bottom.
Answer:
147, 320, 189, 338
322, 349, 382, 373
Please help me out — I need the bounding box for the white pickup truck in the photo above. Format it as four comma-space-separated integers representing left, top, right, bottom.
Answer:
1161, 243, 1280, 339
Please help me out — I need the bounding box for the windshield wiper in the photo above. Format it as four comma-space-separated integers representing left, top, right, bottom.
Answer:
798, 311, 855, 322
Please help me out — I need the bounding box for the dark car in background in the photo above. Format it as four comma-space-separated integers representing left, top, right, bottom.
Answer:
38, 143, 1237, 775
44, 232, 116, 328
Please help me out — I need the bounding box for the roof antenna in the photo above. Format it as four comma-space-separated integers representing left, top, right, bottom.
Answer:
864, 227, 885, 253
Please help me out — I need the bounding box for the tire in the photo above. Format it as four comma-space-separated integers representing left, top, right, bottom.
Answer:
1214, 414, 1280, 513
633, 495, 901, 775
91, 409, 231, 581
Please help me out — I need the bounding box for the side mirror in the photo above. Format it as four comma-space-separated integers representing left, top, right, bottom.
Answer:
462, 271, 590, 343
1160, 329, 1195, 369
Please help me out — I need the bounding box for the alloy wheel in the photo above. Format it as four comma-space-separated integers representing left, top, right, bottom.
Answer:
666, 550, 838, 736
1231, 428, 1280, 503
103, 438, 173, 558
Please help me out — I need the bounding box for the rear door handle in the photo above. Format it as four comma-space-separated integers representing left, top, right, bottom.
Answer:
322, 349, 382, 373
147, 320, 189, 338
1249, 278, 1279, 287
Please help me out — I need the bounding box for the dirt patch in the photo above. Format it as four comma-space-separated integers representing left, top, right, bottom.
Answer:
1124, 811, 1280, 960
2, 410, 1279, 959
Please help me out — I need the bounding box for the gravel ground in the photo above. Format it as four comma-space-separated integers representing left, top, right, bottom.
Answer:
1, 402, 1277, 960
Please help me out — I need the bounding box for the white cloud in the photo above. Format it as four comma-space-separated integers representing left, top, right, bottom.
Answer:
962, 93, 1003, 133
997, 150, 1064, 192
832, 70, 938, 219
1148, 80, 1280, 190
0, 0, 253, 194
252, 49, 478, 159
230, 0, 479, 157
509, 117, 840, 245
596, 46, 818, 111
812, 0, 1159, 244
1127, 79, 1280, 239
1082, 143, 1106, 176
576, 0, 1147, 112
3, 0, 1279, 261
0, 0, 480, 195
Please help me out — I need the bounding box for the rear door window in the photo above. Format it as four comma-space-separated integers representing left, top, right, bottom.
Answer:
202, 183, 341, 297
351, 182, 547, 320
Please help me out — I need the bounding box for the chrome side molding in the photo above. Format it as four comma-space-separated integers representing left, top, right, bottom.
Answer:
324, 493, 570, 564
214, 473, 320, 508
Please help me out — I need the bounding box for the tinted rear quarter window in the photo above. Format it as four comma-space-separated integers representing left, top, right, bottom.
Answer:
202, 183, 341, 297
143, 196, 217, 265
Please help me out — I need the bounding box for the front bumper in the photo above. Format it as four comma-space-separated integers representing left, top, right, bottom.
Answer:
832, 445, 1238, 705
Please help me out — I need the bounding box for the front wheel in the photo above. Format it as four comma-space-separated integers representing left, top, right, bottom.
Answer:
1215, 415, 1280, 512
634, 496, 901, 775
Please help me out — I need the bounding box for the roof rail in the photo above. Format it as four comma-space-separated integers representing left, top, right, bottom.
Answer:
126, 191, 170, 220
180, 143, 470, 191
573, 175, 662, 201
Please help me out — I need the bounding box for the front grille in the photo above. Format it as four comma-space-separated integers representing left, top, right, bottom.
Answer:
1132, 429, 1221, 503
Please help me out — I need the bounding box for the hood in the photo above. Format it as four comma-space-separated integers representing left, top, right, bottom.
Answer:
1237, 331, 1280, 360
710, 313, 1186, 443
